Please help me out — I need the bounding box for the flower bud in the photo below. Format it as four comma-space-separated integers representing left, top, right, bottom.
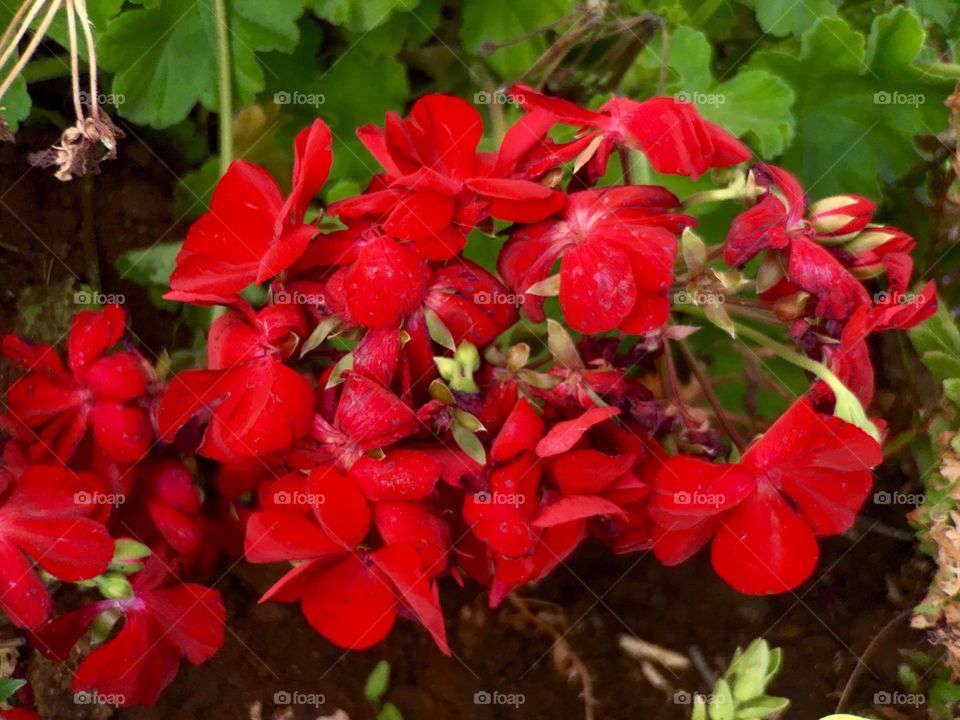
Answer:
845, 225, 913, 256
808, 195, 875, 238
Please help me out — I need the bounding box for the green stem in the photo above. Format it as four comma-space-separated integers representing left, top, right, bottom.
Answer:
213, 0, 232, 175
917, 62, 960, 78
673, 304, 880, 440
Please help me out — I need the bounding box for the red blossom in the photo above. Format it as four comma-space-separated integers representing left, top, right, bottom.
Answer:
649, 397, 882, 594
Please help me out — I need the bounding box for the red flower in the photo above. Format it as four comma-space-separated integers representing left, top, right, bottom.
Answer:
649, 397, 881, 594
158, 302, 314, 461
0, 466, 113, 628
33, 559, 225, 708
167, 119, 332, 302
499, 186, 693, 333
510, 84, 750, 182
124, 460, 204, 555
244, 466, 449, 652
328, 95, 567, 260
2, 304, 153, 464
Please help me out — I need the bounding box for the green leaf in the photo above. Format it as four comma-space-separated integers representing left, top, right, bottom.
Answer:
729, 639, 770, 702
309, 0, 418, 32
0, 4, 32, 131
116, 241, 182, 288
709, 679, 734, 720
746, 8, 952, 197
98, 0, 309, 128
741, 0, 838, 37
0, 678, 26, 704
377, 702, 404, 720
175, 158, 222, 220
460, 0, 576, 79
364, 660, 391, 704
452, 422, 486, 466
736, 695, 791, 719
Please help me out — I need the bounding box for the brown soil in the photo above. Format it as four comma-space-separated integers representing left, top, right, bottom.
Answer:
0, 127, 936, 720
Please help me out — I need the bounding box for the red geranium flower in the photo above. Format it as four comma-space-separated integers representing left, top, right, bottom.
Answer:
649, 397, 882, 594
158, 301, 314, 461
33, 559, 225, 708
167, 119, 332, 302
2, 304, 153, 464
509, 84, 750, 182
499, 186, 693, 334
0, 466, 113, 628
244, 466, 449, 652
328, 95, 567, 260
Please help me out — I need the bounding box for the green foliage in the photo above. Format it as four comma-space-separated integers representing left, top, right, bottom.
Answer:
364, 660, 391, 704
97, 0, 309, 127
689, 639, 789, 720
0, 678, 26, 704
909, 299, 960, 399
745, 7, 953, 197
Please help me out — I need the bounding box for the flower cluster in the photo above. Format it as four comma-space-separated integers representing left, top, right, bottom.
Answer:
0, 306, 225, 709
0, 87, 936, 709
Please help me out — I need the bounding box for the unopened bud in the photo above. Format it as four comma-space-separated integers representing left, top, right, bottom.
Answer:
845, 225, 913, 256
773, 292, 809, 320
808, 195, 875, 238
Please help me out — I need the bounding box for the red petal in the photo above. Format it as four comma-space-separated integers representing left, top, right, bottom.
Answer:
243, 510, 346, 563
90, 403, 152, 463
344, 237, 429, 328
560, 240, 636, 333
141, 583, 225, 663
5, 516, 113, 581
306, 466, 371, 549
787, 236, 870, 320
85, 352, 148, 402
536, 406, 620, 457
533, 495, 627, 527
373, 501, 450, 576
491, 397, 544, 463
550, 449, 634, 495
283, 118, 333, 225
68, 304, 126, 379
724, 194, 790, 268
0, 539, 52, 628
371, 543, 450, 654
712, 490, 819, 594
301, 555, 397, 650
351, 450, 440, 501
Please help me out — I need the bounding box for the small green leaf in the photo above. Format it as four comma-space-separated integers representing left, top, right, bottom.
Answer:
377, 702, 404, 720
0, 678, 26, 704
730, 639, 770, 702
326, 353, 354, 388
301, 317, 341, 357
736, 695, 791, 719
364, 660, 391, 704
425, 307, 456, 352
709, 679, 734, 720
452, 422, 486, 466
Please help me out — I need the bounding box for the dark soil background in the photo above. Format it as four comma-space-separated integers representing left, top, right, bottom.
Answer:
0, 129, 937, 720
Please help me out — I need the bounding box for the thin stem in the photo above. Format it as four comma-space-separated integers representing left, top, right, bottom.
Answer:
0, 0, 48, 83
917, 62, 960, 78
677, 339, 747, 452
656, 21, 669, 96
0, 0, 35, 55
72, 0, 100, 120
0, 0, 62, 103
618, 146, 632, 184
213, 0, 232, 175
64, 0, 83, 121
